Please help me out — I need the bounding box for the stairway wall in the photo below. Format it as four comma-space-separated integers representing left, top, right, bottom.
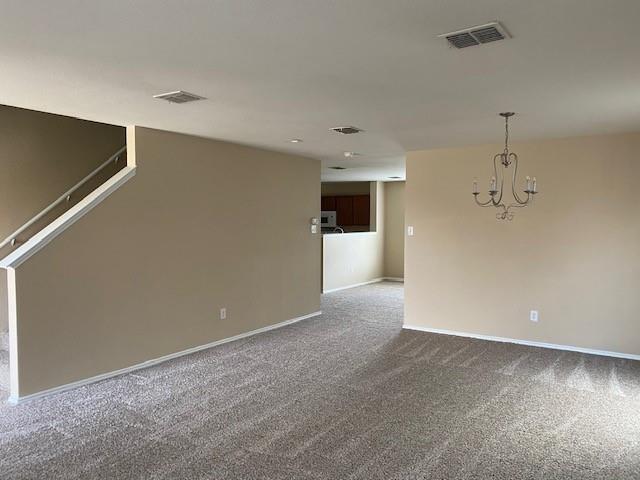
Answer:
0, 105, 125, 241
11, 126, 321, 398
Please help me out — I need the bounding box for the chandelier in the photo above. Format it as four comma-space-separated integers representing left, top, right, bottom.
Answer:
473, 112, 538, 220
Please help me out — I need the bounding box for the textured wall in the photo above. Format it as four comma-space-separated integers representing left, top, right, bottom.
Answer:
13, 126, 321, 396
383, 181, 405, 279
405, 132, 640, 356
321, 182, 371, 196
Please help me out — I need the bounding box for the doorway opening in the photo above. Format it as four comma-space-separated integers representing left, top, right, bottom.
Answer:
320, 180, 405, 294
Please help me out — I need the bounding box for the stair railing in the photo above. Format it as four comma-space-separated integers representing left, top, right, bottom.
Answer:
0, 145, 126, 251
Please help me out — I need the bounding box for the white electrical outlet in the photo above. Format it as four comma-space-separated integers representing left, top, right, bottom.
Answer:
407, 226, 414, 236
530, 310, 539, 322
220, 308, 227, 320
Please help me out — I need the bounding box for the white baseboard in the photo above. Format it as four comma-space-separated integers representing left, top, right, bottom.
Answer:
8, 310, 322, 405
323, 278, 384, 294
323, 277, 404, 294
403, 324, 640, 361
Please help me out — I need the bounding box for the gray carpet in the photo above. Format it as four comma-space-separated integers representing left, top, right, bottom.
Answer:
1, 281, 640, 479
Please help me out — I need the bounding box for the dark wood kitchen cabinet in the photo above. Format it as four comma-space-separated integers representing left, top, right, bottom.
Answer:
321, 196, 336, 211
335, 196, 354, 226
352, 195, 370, 225
321, 195, 370, 226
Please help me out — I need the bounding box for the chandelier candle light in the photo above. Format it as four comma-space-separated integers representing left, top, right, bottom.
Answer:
473, 112, 538, 220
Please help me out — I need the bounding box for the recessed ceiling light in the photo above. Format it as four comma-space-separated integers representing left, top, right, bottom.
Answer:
388, 176, 403, 179
153, 90, 206, 104
329, 166, 347, 170
331, 126, 363, 135
290, 139, 303, 143
343, 151, 361, 158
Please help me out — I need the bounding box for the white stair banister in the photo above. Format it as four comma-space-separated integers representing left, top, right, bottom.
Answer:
0, 146, 126, 250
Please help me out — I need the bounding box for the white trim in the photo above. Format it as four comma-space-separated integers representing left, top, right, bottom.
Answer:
0, 166, 136, 268
323, 278, 384, 294
8, 310, 322, 405
322, 231, 377, 237
322, 277, 404, 294
402, 324, 640, 361
5, 268, 19, 399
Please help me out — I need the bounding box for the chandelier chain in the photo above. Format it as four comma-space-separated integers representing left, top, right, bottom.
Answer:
504, 115, 509, 153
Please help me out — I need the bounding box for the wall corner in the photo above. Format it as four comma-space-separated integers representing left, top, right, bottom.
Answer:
126, 126, 137, 167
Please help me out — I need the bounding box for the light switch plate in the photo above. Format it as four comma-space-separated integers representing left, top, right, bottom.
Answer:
407, 226, 414, 236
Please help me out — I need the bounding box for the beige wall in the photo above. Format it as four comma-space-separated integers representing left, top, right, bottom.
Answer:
322, 182, 384, 292
0, 105, 125, 240
12, 126, 321, 396
321, 182, 370, 196
405, 131, 640, 356
383, 181, 405, 279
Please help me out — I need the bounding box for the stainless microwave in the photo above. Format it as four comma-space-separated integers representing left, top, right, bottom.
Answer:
321, 211, 337, 228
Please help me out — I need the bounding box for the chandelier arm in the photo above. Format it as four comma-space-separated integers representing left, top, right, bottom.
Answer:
474, 196, 494, 207
507, 202, 528, 210
498, 169, 506, 204
510, 153, 530, 205
491, 154, 504, 206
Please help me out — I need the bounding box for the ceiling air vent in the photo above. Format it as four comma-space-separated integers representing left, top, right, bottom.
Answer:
331, 126, 363, 135
439, 22, 510, 49
153, 90, 206, 104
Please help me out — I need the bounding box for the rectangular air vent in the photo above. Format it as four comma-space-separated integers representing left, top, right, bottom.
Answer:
439, 22, 510, 49
331, 126, 363, 135
153, 90, 206, 104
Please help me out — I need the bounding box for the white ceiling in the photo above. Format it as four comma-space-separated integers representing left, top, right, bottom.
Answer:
1, 1, 640, 181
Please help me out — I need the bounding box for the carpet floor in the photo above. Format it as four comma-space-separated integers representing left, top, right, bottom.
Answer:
1, 282, 640, 479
